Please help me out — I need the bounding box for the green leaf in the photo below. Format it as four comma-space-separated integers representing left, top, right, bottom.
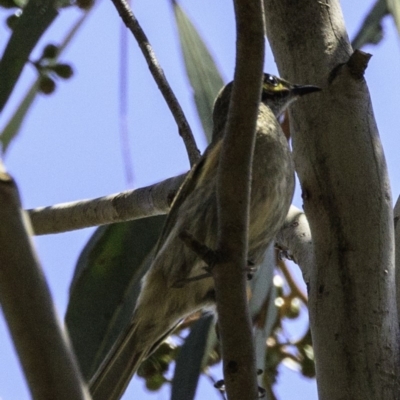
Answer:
351, 0, 389, 49
249, 245, 277, 378
0, 0, 22, 9
387, 0, 400, 36
65, 215, 166, 380
172, 0, 224, 143
248, 245, 275, 317
58, 10, 90, 53
13, 0, 28, 8
171, 315, 214, 400
253, 293, 277, 400
0, 81, 38, 153
0, 0, 58, 112
0, 11, 90, 154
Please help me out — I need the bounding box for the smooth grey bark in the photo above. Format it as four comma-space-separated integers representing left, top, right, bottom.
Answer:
393, 196, 400, 317
264, 0, 400, 399
0, 164, 91, 400
28, 174, 185, 235
276, 205, 314, 284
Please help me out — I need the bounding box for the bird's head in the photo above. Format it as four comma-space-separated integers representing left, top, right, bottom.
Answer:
260, 73, 321, 117
212, 73, 320, 141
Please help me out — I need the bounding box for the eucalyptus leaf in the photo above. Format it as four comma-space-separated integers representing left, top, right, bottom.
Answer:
171, 315, 214, 400
249, 244, 277, 376
0, 12, 90, 154
13, 0, 28, 8
0, 81, 38, 153
387, 0, 400, 36
65, 215, 165, 380
0, 0, 58, 112
351, 0, 388, 49
172, 1, 224, 143
249, 244, 275, 317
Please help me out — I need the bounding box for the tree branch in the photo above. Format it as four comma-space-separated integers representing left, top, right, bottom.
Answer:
0, 163, 91, 400
265, 1, 400, 398
275, 205, 314, 285
109, 0, 200, 166
28, 174, 185, 235
277, 259, 308, 305
213, 0, 265, 399
393, 195, 400, 321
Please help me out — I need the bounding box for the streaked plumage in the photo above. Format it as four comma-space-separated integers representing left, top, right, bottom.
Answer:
89, 73, 320, 400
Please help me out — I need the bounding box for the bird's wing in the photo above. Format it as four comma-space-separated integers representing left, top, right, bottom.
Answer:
154, 139, 222, 253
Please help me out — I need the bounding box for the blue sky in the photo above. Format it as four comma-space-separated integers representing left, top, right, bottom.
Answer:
0, 0, 399, 399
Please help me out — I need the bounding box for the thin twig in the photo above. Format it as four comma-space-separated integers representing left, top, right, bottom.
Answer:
277, 258, 308, 305
205, 372, 227, 400
119, 21, 134, 185
28, 174, 185, 235
109, 0, 200, 166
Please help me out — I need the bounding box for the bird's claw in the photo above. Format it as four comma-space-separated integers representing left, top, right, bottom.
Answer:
172, 266, 213, 288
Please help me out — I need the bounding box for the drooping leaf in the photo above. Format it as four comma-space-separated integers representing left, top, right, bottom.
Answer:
58, 9, 90, 53
248, 244, 275, 318
0, 11, 90, 153
65, 215, 166, 380
0, 0, 58, 112
387, 0, 400, 36
0, 82, 38, 153
172, 0, 224, 143
351, 0, 388, 49
248, 244, 277, 381
254, 284, 278, 400
171, 315, 214, 400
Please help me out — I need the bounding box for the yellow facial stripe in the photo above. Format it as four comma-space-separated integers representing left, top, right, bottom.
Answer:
262, 82, 287, 92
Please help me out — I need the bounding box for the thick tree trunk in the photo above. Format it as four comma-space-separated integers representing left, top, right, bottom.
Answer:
264, 0, 400, 399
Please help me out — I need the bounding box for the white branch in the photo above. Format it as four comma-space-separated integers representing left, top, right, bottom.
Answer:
276, 205, 314, 284
28, 174, 185, 235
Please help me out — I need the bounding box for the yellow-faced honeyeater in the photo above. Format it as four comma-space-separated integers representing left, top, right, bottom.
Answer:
89, 73, 320, 400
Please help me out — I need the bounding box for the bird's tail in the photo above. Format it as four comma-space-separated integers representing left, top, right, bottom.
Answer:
89, 312, 179, 400
89, 321, 149, 400
88, 263, 202, 400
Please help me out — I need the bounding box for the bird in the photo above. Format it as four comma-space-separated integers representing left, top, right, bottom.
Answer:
89, 73, 320, 400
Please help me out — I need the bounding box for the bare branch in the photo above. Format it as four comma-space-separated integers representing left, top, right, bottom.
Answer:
0, 163, 91, 400
213, 0, 265, 399
28, 174, 185, 235
109, 0, 200, 166
278, 259, 308, 305
276, 205, 314, 285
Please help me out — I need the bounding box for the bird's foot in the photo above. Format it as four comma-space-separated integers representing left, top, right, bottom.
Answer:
246, 260, 257, 280
172, 266, 213, 288
179, 230, 217, 266
275, 244, 294, 261
214, 375, 266, 398
178, 230, 256, 282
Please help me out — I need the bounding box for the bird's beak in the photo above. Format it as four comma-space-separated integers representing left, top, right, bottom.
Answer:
291, 85, 321, 97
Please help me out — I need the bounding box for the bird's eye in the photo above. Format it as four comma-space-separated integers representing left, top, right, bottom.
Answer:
266, 75, 278, 86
